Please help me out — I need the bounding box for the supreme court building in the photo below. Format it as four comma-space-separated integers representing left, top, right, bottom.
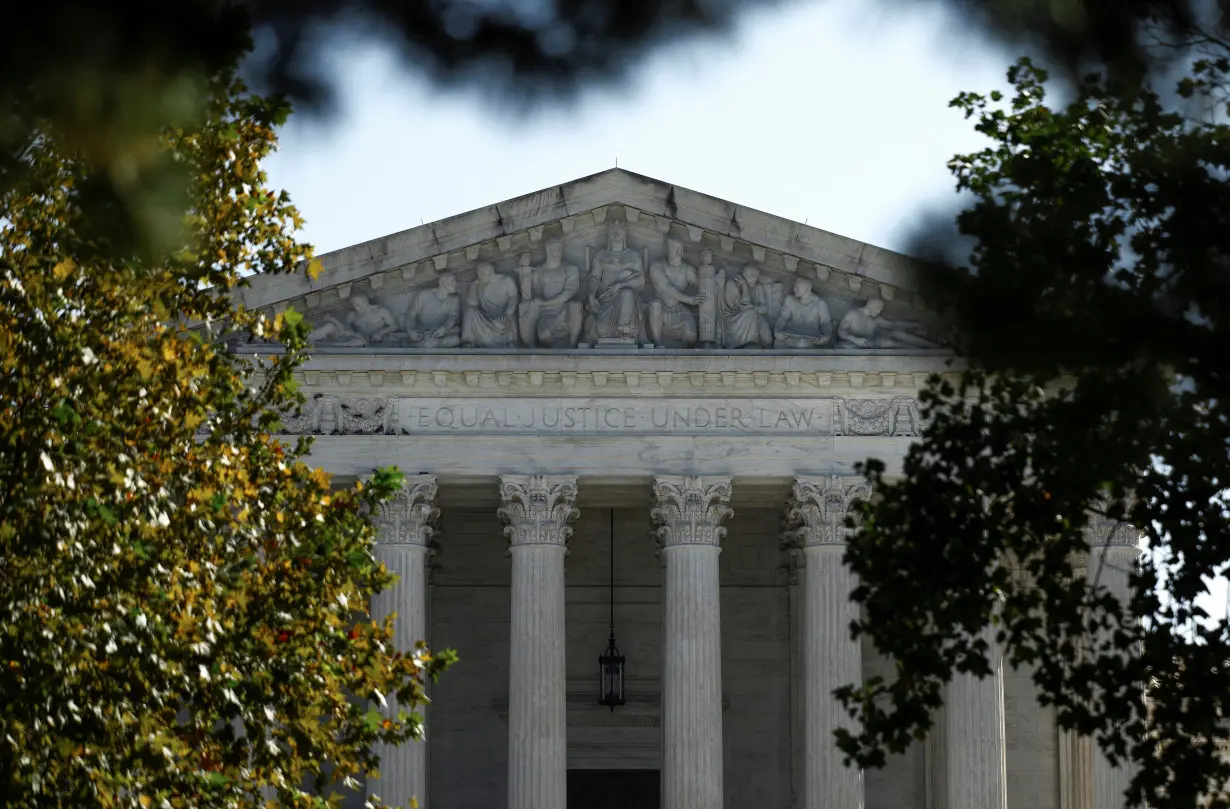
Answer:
236, 170, 1137, 809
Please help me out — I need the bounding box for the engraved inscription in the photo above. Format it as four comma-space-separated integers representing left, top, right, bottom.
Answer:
392, 398, 833, 436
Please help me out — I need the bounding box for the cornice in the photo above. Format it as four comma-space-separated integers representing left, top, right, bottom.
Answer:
280, 350, 959, 397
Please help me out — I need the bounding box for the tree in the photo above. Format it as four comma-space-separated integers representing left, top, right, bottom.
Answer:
0, 66, 453, 806
834, 50, 1230, 809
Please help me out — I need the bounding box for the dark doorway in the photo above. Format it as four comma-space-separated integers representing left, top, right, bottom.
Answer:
566, 769, 660, 809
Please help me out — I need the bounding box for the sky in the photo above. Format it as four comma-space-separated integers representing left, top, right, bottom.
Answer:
264, 0, 1014, 257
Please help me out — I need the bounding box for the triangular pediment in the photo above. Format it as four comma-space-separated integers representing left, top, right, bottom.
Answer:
237, 169, 942, 351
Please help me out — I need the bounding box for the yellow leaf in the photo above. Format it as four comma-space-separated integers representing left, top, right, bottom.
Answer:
53, 260, 75, 281
311, 467, 331, 490
305, 259, 324, 281
139, 796, 151, 809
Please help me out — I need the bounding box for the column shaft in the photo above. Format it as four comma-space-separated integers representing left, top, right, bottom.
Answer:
369, 476, 438, 809
508, 544, 568, 809
1089, 544, 1139, 809
662, 544, 724, 809
803, 545, 863, 809
371, 543, 430, 805
940, 625, 1008, 809
1059, 728, 1093, 809
499, 475, 579, 809
787, 564, 803, 809
653, 476, 733, 809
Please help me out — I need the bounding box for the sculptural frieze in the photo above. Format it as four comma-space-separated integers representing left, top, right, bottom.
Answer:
585, 221, 647, 343
462, 262, 519, 348
403, 272, 462, 348
648, 237, 704, 348
292, 219, 946, 353
718, 264, 779, 349
516, 241, 583, 348
308, 294, 398, 347
835, 299, 936, 349
773, 278, 832, 349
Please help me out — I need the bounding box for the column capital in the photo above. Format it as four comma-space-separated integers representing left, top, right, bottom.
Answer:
651, 475, 733, 549
787, 475, 872, 548
1085, 497, 1140, 548
498, 475, 579, 547
374, 474, 439, 548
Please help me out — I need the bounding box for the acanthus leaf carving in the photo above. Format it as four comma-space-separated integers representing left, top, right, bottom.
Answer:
787, 475, 872, 547
651, 476, 733, 548
497, 475, 579, 547
373, 475, 440, 548
1085, 496, 1141, 548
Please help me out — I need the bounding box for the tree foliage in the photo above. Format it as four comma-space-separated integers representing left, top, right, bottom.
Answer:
0, 68, 453, 807
837, 42, 1230, 808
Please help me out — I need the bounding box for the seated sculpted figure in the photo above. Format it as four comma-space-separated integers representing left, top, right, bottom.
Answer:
462, 262, 519, 348
773, 278, 832, 348
308, 294, 398, 347
403, 272, 461, 348
516, 241, 583, 347
585, 221, 645, 342
720, 264, 774, 349
648, 237, 705, 347
836, 298, 937, 349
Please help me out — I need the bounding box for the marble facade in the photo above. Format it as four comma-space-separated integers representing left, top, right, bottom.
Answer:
232, 170, 1119, 809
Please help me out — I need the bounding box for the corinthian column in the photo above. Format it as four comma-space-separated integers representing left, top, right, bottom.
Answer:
652, 476, 733, 809
498, 475, 579, 809
937, 622, 1008, 809
788, 475, 870, 809
369, 475, 439, 809
1086, 511, 1142, 809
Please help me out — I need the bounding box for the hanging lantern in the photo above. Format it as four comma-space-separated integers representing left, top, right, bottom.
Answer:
599, 631, 625, 710
598, 509, 626, 711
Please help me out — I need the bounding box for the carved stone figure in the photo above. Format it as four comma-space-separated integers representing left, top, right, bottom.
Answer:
308, 294, 399, 347
773, 278, 832, 349
649, 237, 706, 347
516, 241, 583, 348
403, 273, 461, 348
719, 264, 775, 349
585, 221, 646, 342
461, 262, 519, 348
835, 299, 936, 349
